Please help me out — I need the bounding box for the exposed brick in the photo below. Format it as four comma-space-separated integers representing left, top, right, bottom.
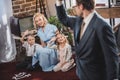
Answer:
28, 10, 36, 14
26, 0, 34, 2
29, 10, 35, 13
16, 13, 27, 18
13, 14, 20, 18
22, 3, 31, 8
14, 0, 25, 5
13, 5, 20, 9
20, 8, 25, 12
13, 9, 19, 13
26, 7, 30, 11
32, 1, 36, 5
12, 0, 46, 18
31, 6, 36, 9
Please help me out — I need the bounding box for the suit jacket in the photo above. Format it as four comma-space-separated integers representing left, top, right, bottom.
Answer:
56, 5, 119, 80
114, 23, 120, 52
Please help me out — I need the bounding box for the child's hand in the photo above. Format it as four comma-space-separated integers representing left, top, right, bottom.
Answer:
49, 37, 56, 43
30, 29, 37, 34
24, 30, 29, 36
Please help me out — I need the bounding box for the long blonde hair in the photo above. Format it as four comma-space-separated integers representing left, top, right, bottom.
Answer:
56, 33, 69, 50
33, 13, 48, 29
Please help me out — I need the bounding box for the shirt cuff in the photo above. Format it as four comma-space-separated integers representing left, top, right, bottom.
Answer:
56, 0, 63, 6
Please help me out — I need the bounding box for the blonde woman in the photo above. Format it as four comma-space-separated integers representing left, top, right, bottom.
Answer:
32, 13, 59, 72
33, 13, 59, 47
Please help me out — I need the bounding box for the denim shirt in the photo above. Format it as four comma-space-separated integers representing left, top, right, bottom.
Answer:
37, 23, 58, 43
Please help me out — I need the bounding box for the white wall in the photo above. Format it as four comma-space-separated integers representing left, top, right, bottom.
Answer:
46, 0, 56, 17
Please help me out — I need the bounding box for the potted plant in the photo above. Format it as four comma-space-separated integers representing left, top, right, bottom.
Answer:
48, 16, 74, 46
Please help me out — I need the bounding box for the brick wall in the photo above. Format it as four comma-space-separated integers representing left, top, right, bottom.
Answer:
12, 0, 46, 18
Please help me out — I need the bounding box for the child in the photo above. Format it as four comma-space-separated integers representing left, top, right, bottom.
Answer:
53, 33, 75, 72
16, 30, 41, 70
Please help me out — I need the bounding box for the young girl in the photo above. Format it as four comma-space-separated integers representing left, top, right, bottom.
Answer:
53, 33, 75, 72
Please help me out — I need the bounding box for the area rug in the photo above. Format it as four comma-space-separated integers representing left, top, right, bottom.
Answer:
0, 62, 79, 80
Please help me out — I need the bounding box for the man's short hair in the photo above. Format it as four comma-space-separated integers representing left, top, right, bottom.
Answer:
76, 0, 95, 11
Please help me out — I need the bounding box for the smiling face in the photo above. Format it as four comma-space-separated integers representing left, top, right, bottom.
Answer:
33, 13, 48, 29
34, 15, 45, 27
56, 34, 66, 44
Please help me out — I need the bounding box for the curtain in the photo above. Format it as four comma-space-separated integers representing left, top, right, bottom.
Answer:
0, 0, 16, 63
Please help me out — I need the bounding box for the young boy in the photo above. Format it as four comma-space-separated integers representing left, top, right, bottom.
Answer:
16, 31, 41, 70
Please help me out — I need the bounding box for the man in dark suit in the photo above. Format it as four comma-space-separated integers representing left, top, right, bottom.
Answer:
55, 0, 119, 80
114, 23, 120, 52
